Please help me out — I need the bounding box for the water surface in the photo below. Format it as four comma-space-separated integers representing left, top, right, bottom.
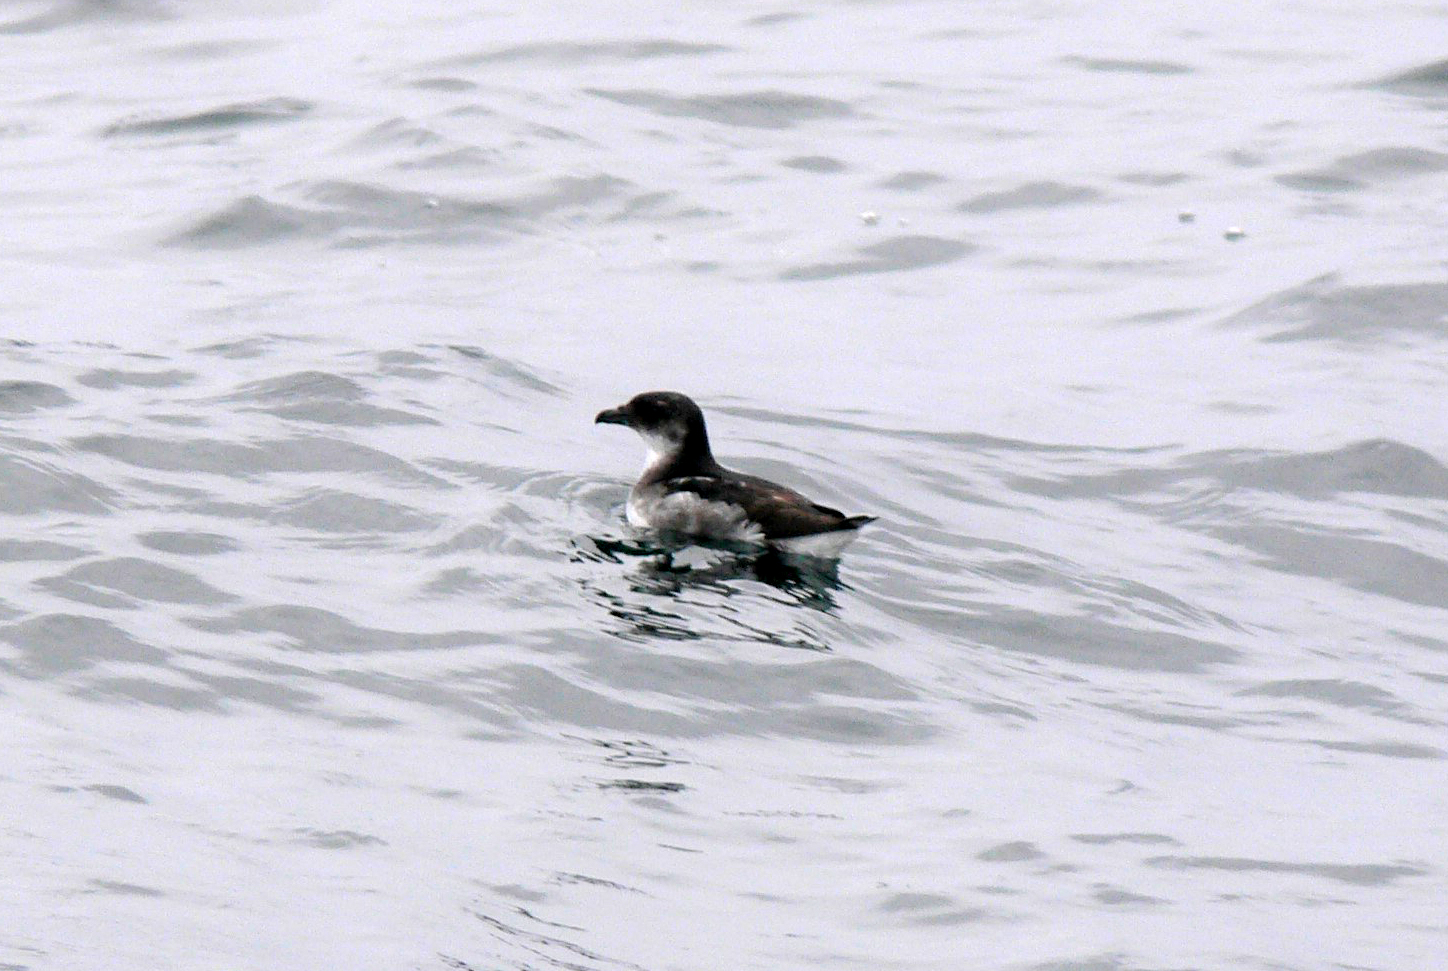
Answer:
2, 2, 1447, 969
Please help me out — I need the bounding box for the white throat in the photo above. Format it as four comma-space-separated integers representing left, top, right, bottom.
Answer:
639, 428, 683, 473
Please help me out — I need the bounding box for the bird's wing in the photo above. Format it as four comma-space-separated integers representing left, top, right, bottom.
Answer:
660, 475, 861, 539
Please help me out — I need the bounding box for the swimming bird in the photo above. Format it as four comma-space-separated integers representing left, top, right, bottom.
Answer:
595, 391, 876, 557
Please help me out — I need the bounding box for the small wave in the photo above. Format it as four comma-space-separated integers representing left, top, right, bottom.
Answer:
394, 146, 495, 170
878, 169, 949, 191
1116, 170, 1192, 186
436, 39, 729, 67
447, 345, 562, 396
1213, 523, 1448, 609
73, 432, 447, 486
302, 179, 509, 233
1275, 146, 1448, 192
348, 117, 449, 150
1218, 273, 1448, 343
587, 87, 853, 129
191, 335, 290, 359
1145, 855, 1427, 887
101, 97, 311, 137
223, 370, 438, 426
287, 828, 386, 848
746, 12, 807, 26
959, 181, 1102, 213
149, 38, 275, 62
0, 613, 166, 676
84, 784, 147, 803
406, 76, 477, 92
76, 368, 195, 390
1216, 440, 1448, 499
1061, 55, 1193, 75
169, 175, 638, 248
978, 608, 1239, 672
135, 530, 239, 556
1370, 56, 1448, 95
228, 370, 366, 403
1012, 439, 1448, 501
0, 0, 167, 34
780, 155, 848, 173
0, 449, 115, 515
87, 879, 164, 897
876, 890, 991, 926
165, 195, 329, 248
268, 487, 440, 535
188, 603, 499, 654
1306, 739, 1445, 760
1238, 677, 1408, 716
781, 235, 974, 280
40, 556, 236, 607
1071, 832, 1181, 846
0, 380, 73, 412
1005, 439, 1448, 609
459, 911, 643, 971
0, 539, 89, 561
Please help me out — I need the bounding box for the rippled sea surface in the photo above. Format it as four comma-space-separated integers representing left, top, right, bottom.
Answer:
4, 2, 1448, 969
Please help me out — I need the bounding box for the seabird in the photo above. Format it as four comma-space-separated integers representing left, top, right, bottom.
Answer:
595, 391, 876, 557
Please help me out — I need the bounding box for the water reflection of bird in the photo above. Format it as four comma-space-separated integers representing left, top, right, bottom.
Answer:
636, 544, 845, 614
575, 535, 847, 645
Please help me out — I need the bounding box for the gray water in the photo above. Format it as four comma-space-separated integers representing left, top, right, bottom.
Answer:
4, 2, 1448, 969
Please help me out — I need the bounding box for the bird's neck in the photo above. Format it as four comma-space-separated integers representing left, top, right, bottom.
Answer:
639, 431, 719, 483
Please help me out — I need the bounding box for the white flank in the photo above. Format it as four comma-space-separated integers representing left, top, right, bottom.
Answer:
770, 528, 863, 559
629, 491, 764, 544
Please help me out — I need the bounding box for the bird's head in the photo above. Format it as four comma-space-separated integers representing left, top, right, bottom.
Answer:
595, 391, 709, 467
